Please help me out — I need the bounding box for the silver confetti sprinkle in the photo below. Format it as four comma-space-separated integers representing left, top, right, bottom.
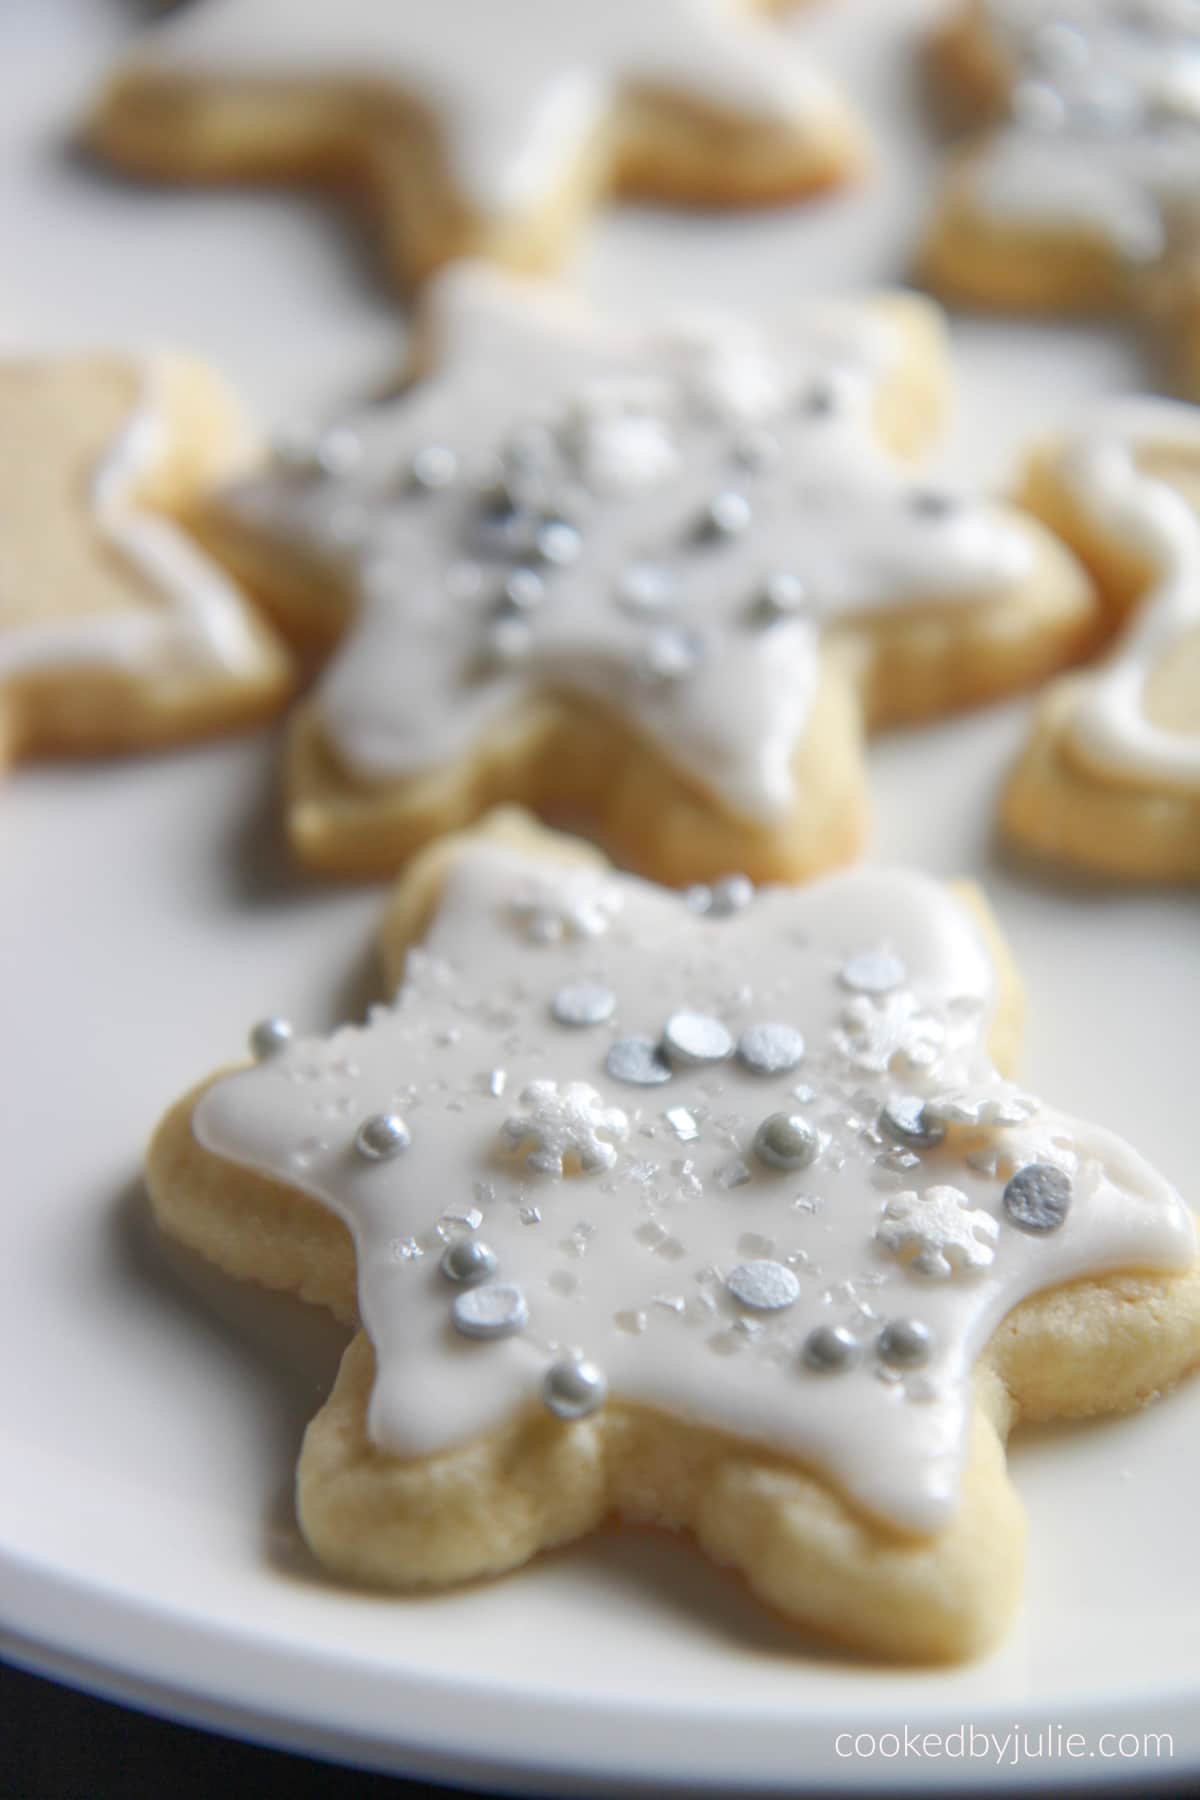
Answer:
725, 1259, 800, 1312
440, 1238, 499, 1285
879, 1095, 946, 1150
737, 1022, 805, 1076
355, 1112, 411, 1160
876, 1318, 933, 1368
551, 981, 616, 1028
664, 1106, 699, 1142
802, 1323, 860, 1372
662, 1010, 733, 1067
1002, 1162, 1072, 1234
754, 1112, 820, 1172
249, 1016, 293, 1060
542, 1357, 607, 1420
452, 1282, 529, 1340
839, 949, 907, 995
606, 1036, 673, 1086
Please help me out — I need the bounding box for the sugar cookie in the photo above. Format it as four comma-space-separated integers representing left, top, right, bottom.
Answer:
146, 810, 1200, 1663
0, 353, 291, 785
1004, 398, 1200, 880
189, 265, 1097, 884
922, 0, 1200, 391
89, 0, 867, 290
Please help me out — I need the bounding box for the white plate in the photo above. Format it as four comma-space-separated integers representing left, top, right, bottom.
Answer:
2, 0, 1197, 1791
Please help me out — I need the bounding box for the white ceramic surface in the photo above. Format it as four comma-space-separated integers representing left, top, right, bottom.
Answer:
1, 0, 1196, 1790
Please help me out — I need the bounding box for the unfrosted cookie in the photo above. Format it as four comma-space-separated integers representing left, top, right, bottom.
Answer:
187, 264, 1097, 885
921, 1, 1200, 391
88, 0, 866, 291
146, 809, 1200, 1664
0, 353, 291, 786
1003, 398, 1200, 880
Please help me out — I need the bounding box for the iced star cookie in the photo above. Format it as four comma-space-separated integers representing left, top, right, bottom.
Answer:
922, 1, 1200, 390
1003, 399, 1200, 880
186, 264, 1096, 884
0, 354, 291, 786
147, 810, 1200, 1662
88, 0, 866, 291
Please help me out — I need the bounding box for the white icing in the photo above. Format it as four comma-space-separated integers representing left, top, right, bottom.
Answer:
121, 0, 846, 220
1053, 397, 1200, 787
966, 1, 1200, 268
220, 267, 1034, 824
193, 843, 1195, 1536
0, 359, 263, 684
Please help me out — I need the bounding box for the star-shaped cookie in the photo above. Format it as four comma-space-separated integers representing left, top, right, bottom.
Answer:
88, 0, 866, 290
187, 264, 1097, 884
0, 353, 291, 787
922, 0, 1200, 392
1004, 398, 1200, 880
148, 809, 1200, 1663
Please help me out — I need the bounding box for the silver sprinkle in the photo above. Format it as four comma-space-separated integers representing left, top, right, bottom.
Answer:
754, 1112, 820, 1172
503, 567, 545, 612
708, 874, 754, 917
637, 626, 704, 683
1012, 78, 1068, 133
616, 562, 676, 614
473, 484, 527, 553
452, 1282, 528, 1340
839, 949, 907, 995
270, 421, 319, 471
1002, 1163, 1072, 1234
355, 1112, 411, 1160
1032, 20, 1089, 76
798, 376, 841, 417
752, 571, 809, 625
879, 1095, 946, 1150
249, 1016, 293, 1060
910, 488, 960, 519
440, 1238, 498, 1285
683, 884, 713, 914
327, 501, 369, 544
409, 444, 458, 491
662, 1010, 733, 1067
542, 1357, 607, 1420
731, 427, 781, 472
737, 1022, 805, 1076
877, 1318, 933, 1368
536, 519, 582, 566
802, 1323, 860, 1372
701, 491, 752, 539
483, 615, 534, 666
551, 981, 616, 1028
606, 1036, 673, 1086
315, 426, 362, 475
726, 1259, 800, 1312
